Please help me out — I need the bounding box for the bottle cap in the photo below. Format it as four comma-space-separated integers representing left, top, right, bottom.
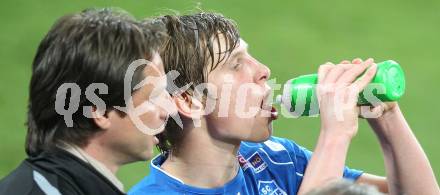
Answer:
358, 60, 406, 104
377, 60, 406, 101
275, 94, 282, 105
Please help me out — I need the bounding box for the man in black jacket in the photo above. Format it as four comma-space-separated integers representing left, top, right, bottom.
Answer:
0, 8, 172, 194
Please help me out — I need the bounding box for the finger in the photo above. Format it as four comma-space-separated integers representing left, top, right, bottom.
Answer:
351, 62, 378, 93
353, 57, 374, 64
352, 58, 363, 64
359, 105, 383, 118
318, 63, 334, 84
322, 63, 354, 84
340, 60, 350, 64
337, 58, 374, 85
371, 105, 385, 116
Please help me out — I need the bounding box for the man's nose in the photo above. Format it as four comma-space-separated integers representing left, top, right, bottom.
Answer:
255, 62, 271, 84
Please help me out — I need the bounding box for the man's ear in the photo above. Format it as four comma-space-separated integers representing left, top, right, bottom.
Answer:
92, 107, 111, 129
173, 92, 204, 119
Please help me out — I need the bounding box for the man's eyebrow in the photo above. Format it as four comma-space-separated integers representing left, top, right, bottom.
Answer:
229, 42, 248, 60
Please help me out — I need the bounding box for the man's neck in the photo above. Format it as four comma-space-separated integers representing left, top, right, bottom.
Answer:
82, 141, 121, 174
161, 123, 241, 188
60, 141, 125, 192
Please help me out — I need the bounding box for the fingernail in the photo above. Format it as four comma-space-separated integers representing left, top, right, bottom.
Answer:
364, 58, 374, 66
353, 58, 362, 64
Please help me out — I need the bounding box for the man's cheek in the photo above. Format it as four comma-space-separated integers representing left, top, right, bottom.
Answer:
134, 107, 163, 130
138, 112, 154, 125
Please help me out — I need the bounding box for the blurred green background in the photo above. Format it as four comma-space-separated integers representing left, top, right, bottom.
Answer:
1, 0, 439, 190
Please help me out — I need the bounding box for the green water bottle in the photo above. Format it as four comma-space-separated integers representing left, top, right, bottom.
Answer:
275, 60, 406, 116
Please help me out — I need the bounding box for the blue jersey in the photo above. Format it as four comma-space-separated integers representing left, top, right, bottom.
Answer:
129, 136, 363, 195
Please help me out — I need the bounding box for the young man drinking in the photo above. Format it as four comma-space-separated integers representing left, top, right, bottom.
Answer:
130, 13, 439, 195
0, 8, 174, 194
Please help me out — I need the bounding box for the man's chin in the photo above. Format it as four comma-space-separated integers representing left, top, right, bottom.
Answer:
256, 133, 272, 143
245, 128, 272, 143
135, 150, 154, 162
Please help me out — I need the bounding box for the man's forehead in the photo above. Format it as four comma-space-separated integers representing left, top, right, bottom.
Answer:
210, 37, 248, 68
233, 39, 248, 54
143, 53, 164, 76
213, 35, 247, 52
137, 68, 167, 97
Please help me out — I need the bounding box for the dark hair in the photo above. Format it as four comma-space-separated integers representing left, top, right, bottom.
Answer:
26, 8, 167, 156
155, 12, 240, 154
